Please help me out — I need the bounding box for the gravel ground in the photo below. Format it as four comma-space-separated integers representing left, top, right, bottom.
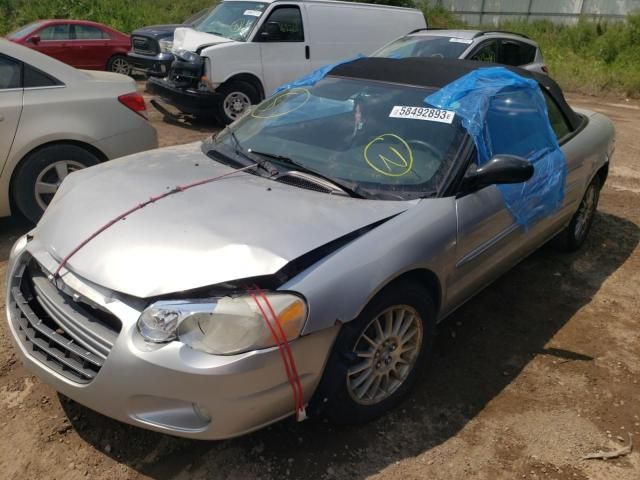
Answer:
0, 91, 638, 480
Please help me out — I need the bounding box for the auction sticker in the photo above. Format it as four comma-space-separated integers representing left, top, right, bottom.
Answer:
244, 9, 263, 16
389, 106, 455, 124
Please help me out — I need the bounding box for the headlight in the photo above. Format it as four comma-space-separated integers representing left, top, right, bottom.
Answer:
159, 39, 173, 53
174, 49, 200, 63
137, 293, 307, 355
9, 234, 29, 263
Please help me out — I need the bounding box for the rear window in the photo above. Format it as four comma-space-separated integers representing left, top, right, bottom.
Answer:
374, 35, 470, 59
74, 25, 109, 40
501, 40, 537, 66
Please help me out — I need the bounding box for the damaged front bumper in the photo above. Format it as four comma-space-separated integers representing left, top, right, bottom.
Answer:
5, 246, 338, 439
147, 76, 221, 117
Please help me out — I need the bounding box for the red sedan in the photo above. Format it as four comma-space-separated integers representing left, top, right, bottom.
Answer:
7, 19, 132, 75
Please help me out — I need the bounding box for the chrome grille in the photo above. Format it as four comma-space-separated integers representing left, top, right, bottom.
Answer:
132, 35, 159, 55
9, 259, 121, 384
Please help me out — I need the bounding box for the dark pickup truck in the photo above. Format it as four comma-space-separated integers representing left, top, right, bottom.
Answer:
127, 7, 212, 77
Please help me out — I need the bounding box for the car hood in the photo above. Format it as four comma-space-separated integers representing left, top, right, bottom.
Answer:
34, 143, 411, 298
172, 27, 233, 52
133, 24, 182, 38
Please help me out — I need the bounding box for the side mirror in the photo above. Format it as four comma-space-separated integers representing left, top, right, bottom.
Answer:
28, 35, 41, 45
259, 21, 281, 41
460, 154, 533, 193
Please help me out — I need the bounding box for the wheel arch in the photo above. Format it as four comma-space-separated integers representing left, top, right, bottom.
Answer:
221, 72, 265, 100
596, 161, 609, 187
382, 268, 442, 316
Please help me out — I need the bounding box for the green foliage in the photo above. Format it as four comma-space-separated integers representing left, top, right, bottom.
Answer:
416, 1, 640, 97
0, 0, 215, 35
496, 15, 640, 97
417, 1, 465, 29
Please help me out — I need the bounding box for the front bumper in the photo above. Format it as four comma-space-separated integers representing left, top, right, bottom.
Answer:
127, 51, 174, 77
5, 246, 338, 439
147, 76, 221, 117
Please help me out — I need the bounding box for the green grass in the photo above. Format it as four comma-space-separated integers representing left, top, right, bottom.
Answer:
0, 0, 214, 36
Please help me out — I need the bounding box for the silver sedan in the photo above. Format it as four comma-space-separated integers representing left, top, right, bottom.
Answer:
6, 58, 614, 439
0, 39, 157, 222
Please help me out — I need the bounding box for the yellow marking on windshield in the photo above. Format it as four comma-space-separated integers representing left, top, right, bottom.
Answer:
364, 134, 414, 177
251, 88, 311, 119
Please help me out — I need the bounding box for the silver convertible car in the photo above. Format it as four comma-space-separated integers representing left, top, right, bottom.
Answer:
6, 58, 614, 439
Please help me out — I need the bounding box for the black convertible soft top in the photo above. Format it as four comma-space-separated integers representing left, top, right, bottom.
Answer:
327, 57, 582, 131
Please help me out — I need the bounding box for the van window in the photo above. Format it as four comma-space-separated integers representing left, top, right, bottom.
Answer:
0, 56, 21, 89
500, 40, 536, 66
260, 6, 304, 42
542, 89, 572, 140
469, 40, 498, 63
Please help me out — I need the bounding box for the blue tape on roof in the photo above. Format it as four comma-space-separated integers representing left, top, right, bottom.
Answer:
272, 54, 365, 96
425, 67, 566, 228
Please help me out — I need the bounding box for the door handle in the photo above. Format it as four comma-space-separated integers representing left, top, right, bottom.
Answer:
305, 45, 310, 59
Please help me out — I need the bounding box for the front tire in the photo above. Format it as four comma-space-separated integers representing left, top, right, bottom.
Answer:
215, 80, 260, 125
11, 144, 100, 223
314, 281, 436, 424
107, 55, 131, 76
553, 175, 601, 252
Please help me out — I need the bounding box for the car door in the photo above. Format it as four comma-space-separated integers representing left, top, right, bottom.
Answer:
0, 55, 23, 170
516, 89, 587, 246
72, 24, 111, 69
446, 88, 538, 310
256, 5, 311, 94
31, 23, 75, 66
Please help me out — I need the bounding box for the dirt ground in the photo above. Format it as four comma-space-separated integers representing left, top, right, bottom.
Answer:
0, 90, 638, 480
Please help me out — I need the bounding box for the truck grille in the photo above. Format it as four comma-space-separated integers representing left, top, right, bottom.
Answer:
132, 35, 159, 56
9, 258, 122, 384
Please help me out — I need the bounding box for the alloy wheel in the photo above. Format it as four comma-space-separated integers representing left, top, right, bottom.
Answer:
346, 305, 423, 405
111, 57, 131, 75
34, 160, 86, 210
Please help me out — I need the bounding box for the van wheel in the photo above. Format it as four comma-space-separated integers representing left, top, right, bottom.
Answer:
313, 282, 436, 424
107, 55, 131, 76
552, 175, 601, 252
12, 145, 100, 223
216, 80, 260, 125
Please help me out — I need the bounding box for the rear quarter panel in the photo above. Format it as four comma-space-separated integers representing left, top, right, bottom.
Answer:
0, 80, 153, 216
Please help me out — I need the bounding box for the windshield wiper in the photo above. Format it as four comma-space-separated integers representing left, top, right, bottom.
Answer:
229, 132, 279, 176
248, 149, 364, 198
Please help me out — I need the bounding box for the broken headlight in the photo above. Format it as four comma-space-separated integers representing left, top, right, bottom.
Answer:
137, 293, 307, 355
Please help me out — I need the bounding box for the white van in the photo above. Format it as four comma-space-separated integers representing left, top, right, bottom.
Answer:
148, 0, 426, 124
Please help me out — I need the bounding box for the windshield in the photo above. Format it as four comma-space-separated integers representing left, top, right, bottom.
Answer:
206, 77, 469, 200
7, 21, 42, 40
374, 35, 472, 60
196, 1, 267, 41
185, 7, 213, 26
